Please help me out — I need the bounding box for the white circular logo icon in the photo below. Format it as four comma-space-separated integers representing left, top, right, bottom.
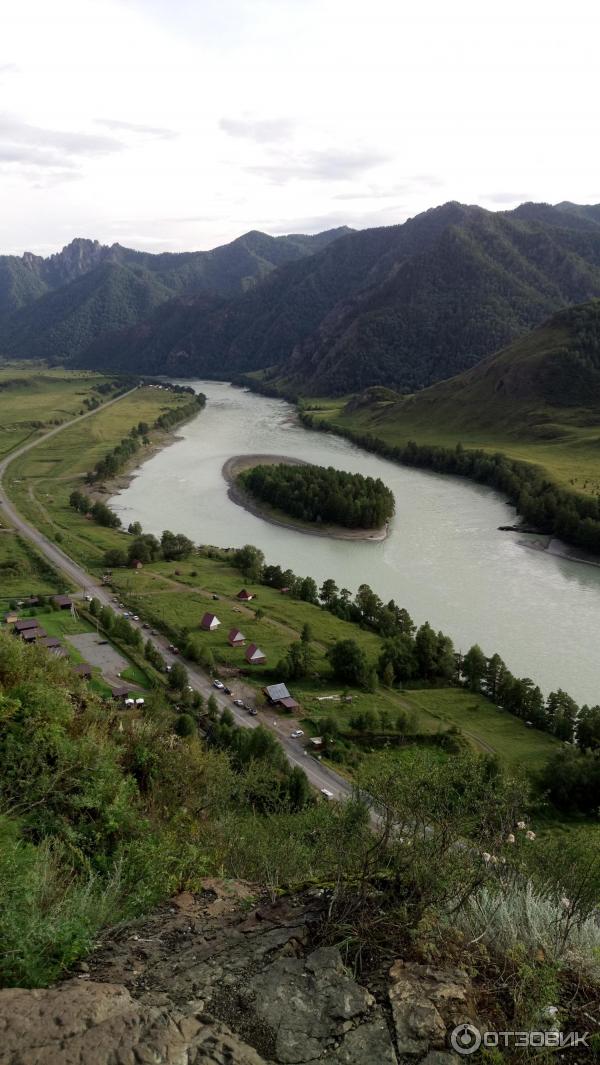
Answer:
451, 1024, 482, 1055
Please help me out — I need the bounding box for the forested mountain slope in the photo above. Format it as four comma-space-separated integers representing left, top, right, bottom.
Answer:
78, 201, 600, 392
0, 228, 350, 360
345, 300, 600, 438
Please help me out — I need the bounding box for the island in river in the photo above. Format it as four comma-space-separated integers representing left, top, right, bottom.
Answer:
223, 454, 391, 542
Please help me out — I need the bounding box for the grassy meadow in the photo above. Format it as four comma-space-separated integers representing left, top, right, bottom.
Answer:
0, 364, 115, 459
303, 396, 600, 499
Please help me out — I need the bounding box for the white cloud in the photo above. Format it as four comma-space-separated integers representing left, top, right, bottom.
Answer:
219, 116, 295, 143
95, 117, 177, 138
0, 0, 599, 254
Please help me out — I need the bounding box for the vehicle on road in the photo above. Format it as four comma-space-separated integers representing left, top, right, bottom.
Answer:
290, 729, 304, 738
320, 788, 334, 800
233, 699, 244, 707
247, 707, 257, 716
213, 679, 225, 690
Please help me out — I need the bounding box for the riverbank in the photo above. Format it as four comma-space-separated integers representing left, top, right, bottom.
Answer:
222, 454, 390, 542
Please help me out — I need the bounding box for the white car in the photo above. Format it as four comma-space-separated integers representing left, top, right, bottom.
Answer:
233, 699, 244, 707
320, 788, 334, 800
213, 679, 225, 690
84, 594, 93, 602
132, 615, 140, 622
290, 729, 304, 738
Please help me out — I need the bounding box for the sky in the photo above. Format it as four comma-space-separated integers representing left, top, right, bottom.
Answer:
1, 0, 599, 255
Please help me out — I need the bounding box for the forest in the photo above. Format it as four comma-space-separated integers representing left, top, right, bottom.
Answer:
238, 462, 395, 529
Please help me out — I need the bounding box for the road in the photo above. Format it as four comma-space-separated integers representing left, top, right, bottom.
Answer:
0, 390, 353, 803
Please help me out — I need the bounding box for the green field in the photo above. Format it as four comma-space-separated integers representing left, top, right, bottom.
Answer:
0, 364, 116, 459
5, 385, 193, 570
304, 397, 600, 499
0, 531, 64, 598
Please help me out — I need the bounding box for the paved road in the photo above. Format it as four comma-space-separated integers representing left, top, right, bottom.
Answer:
0, 392, 353, 803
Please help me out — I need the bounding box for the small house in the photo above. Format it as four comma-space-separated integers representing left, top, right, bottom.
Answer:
228, 628, 246, 646
14, 618, 40, 633
237, 589, 254, 601
72, 663, 92, 679
39, 636, 62, 651
264, 682, 299, 710
53, 594, 73, 610
245, 644, 267, 666
111, 685, 131, 700
200, 612, 220, 631
130, 559, 143, 570
3, 612, 18, 625
21, 627, 47, 643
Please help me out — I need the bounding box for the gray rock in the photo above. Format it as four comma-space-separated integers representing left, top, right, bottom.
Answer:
250, 947, 376, 1063
0, 982, 267, 1065
388, 960, 478, 1058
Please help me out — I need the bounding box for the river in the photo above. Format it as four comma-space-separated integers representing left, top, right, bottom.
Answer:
110, 381, 600, 705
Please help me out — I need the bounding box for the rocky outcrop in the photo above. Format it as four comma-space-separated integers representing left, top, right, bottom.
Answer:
388, 960, 477, 1059
0, 882, 478, 1065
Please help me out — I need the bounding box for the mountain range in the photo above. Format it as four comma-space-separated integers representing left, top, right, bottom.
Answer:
3, 201, 600, 397
0, 227, 350, 362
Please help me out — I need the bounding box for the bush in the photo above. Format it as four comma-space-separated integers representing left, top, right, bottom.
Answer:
175, 713, 195, 738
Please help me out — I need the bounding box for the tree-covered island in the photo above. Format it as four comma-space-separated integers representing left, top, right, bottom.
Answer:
237, 461, 394, 530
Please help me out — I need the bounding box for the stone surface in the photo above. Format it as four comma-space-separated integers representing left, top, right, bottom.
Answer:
0, 885, 401, 1065
0, 982, 266, 1065
388, 960, 477, 1058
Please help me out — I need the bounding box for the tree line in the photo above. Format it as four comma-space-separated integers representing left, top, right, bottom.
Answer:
299, 413, 600, 556
86, 392, 205, 484
238, 461, 394, 529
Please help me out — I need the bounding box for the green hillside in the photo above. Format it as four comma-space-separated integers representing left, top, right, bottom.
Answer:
304, 303, 600, 542
0, 229, 349, 361
78, 200, 600, 394
360, 300, 600, 432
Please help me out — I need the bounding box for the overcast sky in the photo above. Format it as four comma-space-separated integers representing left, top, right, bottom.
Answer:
1, 0, 599, 255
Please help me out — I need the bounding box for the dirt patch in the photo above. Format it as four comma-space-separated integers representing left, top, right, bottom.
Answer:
65, 632, 139, 687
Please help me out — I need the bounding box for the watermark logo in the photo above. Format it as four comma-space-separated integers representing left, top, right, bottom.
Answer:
451, 1024, 481, 1055
450, 1025, 589, 1054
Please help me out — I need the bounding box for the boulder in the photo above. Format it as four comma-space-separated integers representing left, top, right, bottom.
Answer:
0, 981, 266, 1065
388, 960, 478, 1058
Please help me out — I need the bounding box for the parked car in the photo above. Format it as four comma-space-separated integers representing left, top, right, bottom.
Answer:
84, 594, 93, 602
290, 729, 304, 738
247, 707, 257, 716
211, 594, 219, 601
132, 615, 140, 622
233, 699, 244, 707
320, 788, 334, 800
123, 612, 130, 618
223, 686, 232, 695
213, 679, 225, 690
